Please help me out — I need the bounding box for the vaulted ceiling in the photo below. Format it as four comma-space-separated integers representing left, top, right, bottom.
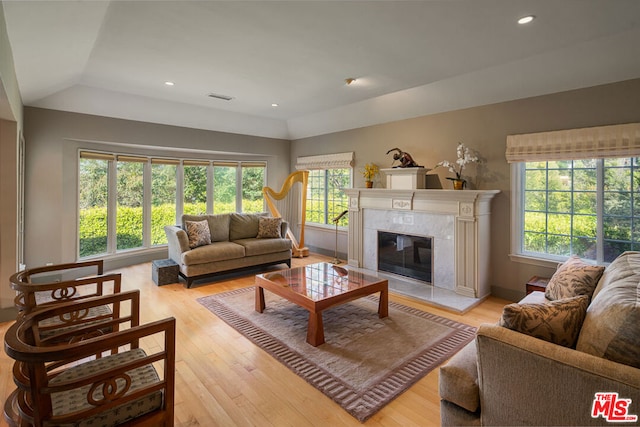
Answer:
4, 0, 640, 139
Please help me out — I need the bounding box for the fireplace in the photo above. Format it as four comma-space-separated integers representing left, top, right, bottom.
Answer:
377, 231, 433, 283
344, 188, 499, 298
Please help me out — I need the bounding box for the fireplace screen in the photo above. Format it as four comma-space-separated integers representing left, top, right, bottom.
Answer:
377, 231, 433, 283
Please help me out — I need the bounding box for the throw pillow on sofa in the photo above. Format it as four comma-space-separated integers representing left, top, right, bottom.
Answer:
185, 220, 211, 249
257, 217, 282, 238
545, 255, 604, 301
499, 295, 589, 347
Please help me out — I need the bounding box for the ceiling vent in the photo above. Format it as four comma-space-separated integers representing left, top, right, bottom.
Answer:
207, 93, 234, 101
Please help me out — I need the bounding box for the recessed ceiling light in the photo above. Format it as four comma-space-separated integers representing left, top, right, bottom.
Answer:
164, 81, 175, 86
517, 15, 535, 24
271, 103, 279, 107
345, 78, 357, 85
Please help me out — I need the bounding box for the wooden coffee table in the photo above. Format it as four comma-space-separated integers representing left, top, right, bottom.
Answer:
255, 262, 388, 346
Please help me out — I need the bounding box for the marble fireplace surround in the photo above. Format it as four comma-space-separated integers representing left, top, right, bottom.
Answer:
344, 189, 499, 299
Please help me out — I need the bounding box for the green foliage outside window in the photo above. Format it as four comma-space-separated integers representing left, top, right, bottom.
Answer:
79, 155, 266, 258
523, 158, 640, 262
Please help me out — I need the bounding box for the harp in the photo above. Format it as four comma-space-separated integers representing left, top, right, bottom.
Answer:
263, 170, 309, 257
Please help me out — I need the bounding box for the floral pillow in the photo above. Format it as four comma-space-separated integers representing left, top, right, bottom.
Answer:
256, 217, 282, 238
185, 220, 211, 248
499, 295, 589, 347
545, 256, 604, 301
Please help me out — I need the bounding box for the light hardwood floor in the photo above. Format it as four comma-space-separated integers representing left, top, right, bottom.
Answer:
0, 254, 509, 426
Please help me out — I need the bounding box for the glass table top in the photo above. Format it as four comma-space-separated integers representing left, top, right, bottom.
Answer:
257, 262, 384, 302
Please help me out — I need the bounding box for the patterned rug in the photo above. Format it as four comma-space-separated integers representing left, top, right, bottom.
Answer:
198, 287, 476, 422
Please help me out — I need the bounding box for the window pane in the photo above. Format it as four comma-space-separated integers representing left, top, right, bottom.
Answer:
184, 164, 208, 215
116, 160, 144, 251
327, 168, 349, 226
242, 165, 265, 213
520, 158, 639, 263
305, 168, 350, 226
213, 164, 236, 214
79, 158, 109, 258
151, 163, 176, 245
306, 170, 325, 224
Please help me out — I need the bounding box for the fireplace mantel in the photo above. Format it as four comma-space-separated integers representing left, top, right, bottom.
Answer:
344, 189, 499, 298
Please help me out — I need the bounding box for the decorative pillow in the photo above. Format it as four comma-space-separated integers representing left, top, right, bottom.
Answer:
545, 256, 604, 301
257, 217, 282, 239
499, 295, 589, 347
185, 220, 211, 248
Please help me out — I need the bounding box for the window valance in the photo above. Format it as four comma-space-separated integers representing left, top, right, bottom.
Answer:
295, 152, 354, 170
505, 123, 640, 163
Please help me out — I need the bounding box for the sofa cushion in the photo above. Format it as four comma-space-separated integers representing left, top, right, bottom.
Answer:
185, 220, 211, 249
182, 241, 245, 266
439, 340, 479, 413
499, 295, 589, 348
234, 238, 292, 257
182, 214, 230, 242
257, 217, 282, 238
545, 255, 604, 301
229, 213, 266, 240
576, 251, 640, 369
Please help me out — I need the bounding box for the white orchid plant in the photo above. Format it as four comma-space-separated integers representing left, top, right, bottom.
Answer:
436, 142, 479, 181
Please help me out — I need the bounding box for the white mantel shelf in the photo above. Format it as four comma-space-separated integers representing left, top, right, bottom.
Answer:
344, 188, 500, 299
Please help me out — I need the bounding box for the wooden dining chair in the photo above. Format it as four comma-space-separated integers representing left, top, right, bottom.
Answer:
4, 290, 175, 427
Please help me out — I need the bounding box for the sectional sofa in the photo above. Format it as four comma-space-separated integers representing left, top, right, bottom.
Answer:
439, 251, 640, 425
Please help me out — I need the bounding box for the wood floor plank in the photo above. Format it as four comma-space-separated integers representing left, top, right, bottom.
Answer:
0, 253, 507, 426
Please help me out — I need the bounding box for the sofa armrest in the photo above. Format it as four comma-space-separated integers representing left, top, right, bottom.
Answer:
164, 225, 190, 264
280, 220, 289, 239
476, 323, 640, 426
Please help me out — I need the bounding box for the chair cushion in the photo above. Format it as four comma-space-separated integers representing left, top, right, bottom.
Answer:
50, 348, 162, 427
38, 304, 113, 339
544, 255, 604, 301
439, 340, 479, 412
499, 295, 589, 348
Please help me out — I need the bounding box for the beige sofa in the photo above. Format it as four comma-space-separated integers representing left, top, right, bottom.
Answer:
164, 212, 292, 288
439, 251, 640, 426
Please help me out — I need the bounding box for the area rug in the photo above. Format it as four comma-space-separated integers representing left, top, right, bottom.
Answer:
197, 287, 476, 422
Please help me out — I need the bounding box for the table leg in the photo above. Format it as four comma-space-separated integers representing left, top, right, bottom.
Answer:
307, 311, 325, 346
378, 289, 389, 318
255, 286, 265, 313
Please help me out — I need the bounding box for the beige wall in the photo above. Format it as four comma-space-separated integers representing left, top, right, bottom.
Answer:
23, 107, 291, 270
0, 3, 22, 314
291, 78, 640, 300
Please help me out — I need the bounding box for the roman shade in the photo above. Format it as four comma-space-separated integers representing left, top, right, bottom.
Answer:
505, 123, 640, 163
295, 152, 354, 170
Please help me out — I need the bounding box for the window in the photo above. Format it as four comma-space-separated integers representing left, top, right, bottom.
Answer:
213, 163, 236, 214
116, 156, 145, 251
78, 151, 266, 259
520, 158, 640, 262
151, 159, 178, 245
508, 123, 640, 264
242, 163, 266, 213
183, 161, 208, 215
296, 152, 354, 227
306, 169, 350, 226
79, 153, 111, 258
